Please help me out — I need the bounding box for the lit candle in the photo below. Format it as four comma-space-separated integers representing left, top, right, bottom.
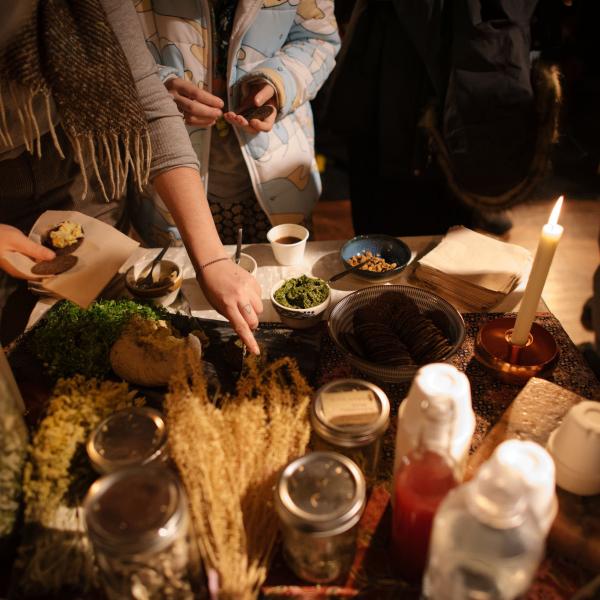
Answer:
511, 197, 564, 346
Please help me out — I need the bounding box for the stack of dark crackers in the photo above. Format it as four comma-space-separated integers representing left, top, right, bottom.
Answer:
350, 292, 453, 366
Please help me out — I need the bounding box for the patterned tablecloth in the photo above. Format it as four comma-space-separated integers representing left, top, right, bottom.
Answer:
14, 234, 600, 599
262, 311, 600, 599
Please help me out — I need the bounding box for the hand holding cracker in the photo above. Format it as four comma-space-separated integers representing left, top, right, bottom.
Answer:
0, 224, 55, 279
224, 81, 277, 134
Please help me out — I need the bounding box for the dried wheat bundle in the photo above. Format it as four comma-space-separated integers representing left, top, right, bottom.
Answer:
166, 349, 312, 600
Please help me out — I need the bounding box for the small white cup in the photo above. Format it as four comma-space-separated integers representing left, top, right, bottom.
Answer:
232, 252, 258, 276
267, 224, 309, 266
547, 401, 600, 496
394, 363, 475, 476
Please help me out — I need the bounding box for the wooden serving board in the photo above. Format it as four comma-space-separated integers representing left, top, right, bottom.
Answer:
466, 377, 600, 572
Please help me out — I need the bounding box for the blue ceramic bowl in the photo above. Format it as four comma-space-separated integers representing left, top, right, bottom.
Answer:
340, 235, 412, 280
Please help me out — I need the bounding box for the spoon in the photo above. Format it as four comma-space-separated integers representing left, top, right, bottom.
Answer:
235, 227, 243, 265
138, 242, 170, 287
328, 258, 375, 284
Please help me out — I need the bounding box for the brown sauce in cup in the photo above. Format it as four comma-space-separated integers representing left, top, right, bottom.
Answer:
275, 236, 302, 244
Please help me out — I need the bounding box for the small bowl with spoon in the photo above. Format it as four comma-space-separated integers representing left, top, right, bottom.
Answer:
125, 244, 182, 306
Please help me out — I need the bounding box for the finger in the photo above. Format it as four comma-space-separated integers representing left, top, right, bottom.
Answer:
248, 118, 273, 133
225, 307, 260, 354
166, 77, 196, 96
239, 301, 259, 330
235, 115, 250, 127
191, 89, 225, 109
17, 238, 56, 262
173, 94, 222, 120
223, 112, 249, 127
250, 294, 264, 316
253, 84, 275, 106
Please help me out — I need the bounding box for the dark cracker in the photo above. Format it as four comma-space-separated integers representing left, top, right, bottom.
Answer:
240, 105, 274, 121
31, 254, 78, 275
354, 321, 413, 366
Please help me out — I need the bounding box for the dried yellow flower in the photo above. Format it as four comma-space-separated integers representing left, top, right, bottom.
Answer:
18, 375, 141, 594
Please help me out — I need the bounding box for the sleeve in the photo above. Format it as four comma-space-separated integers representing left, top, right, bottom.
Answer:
100, 0, 199, 179
244, 0, 341, 117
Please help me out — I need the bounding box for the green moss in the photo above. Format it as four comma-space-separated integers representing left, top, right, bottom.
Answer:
31, 300, 165, 379
274, 276, 329, 309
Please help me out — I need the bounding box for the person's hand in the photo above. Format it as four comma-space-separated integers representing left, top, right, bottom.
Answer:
165, 78, 224, 127
224, 82, 277, 134
0, 224, 55, 279
197, 259, 264, 354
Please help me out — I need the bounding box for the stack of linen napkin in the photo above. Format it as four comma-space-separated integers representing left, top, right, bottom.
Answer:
415, 226, 531, 310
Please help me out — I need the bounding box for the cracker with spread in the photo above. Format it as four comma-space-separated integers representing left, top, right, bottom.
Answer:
43, 220, 84, 255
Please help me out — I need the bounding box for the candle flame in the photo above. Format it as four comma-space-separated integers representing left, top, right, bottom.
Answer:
549, 196, 563, 226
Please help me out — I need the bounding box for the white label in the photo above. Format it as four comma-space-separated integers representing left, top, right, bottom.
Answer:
321, 389, 380, 426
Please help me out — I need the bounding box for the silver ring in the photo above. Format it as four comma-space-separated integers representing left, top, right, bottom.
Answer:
242, 303, 252, 315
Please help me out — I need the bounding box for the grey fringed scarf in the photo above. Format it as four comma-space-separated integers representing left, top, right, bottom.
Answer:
0, 0, 151, 200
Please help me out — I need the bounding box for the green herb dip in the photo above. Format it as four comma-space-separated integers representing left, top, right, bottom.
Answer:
274, 276, 329, 309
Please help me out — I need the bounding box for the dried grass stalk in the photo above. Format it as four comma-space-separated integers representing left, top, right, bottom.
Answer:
165, 349, 312, 600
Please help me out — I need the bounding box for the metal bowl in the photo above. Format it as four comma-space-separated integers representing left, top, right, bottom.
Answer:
328, 285, 465, 383
340, 235, 412, 280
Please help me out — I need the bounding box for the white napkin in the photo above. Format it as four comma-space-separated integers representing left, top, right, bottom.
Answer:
415, 226, 531, 310
3, 210, 139, 308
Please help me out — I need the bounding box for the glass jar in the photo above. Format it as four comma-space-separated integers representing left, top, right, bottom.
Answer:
274, 451, 366, 583
310, 379, 390, 483
86, 407, 168, 474
84, 466, 193, 599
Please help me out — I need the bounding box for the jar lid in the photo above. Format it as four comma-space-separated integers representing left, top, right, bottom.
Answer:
311, 379, 390, 447
87, 407, 167, 474
84, 466, 187, 554
275, 451, 366, 535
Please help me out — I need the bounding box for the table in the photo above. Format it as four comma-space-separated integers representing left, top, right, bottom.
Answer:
16, 237, 600, 599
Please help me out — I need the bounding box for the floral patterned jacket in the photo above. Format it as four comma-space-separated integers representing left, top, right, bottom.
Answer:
134, 0, 340, 229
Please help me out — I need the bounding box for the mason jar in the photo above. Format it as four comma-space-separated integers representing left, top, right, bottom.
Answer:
86, 407, 168, 474
311, 379, 390, 483
275, 451, 366, 583
84, 466, 193, 599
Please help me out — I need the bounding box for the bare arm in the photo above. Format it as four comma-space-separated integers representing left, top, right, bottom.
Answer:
103, 0, 261, 353
153, 167, 263, 354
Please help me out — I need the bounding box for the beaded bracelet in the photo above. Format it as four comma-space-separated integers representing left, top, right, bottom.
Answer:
198, 256, 230, 271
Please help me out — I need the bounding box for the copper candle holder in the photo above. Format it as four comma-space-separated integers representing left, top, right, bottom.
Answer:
474, 317, 559, 385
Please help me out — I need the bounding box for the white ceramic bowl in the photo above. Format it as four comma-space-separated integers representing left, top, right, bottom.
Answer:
232, 252, 258, 276
271, 277, 330, 329
125, 259, 182, 307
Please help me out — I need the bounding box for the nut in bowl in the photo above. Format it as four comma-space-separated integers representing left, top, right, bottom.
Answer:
271, 275, 331, 329
125, 259, 182, 307
340, 234, 412, 281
